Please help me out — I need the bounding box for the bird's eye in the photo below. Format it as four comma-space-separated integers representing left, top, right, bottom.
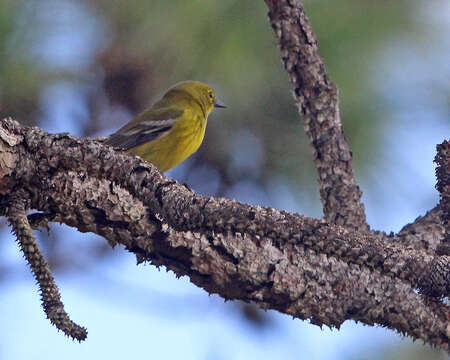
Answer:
208, 91, 214, 99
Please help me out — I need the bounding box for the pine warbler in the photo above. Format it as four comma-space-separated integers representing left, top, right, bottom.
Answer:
106, 81, 226, 172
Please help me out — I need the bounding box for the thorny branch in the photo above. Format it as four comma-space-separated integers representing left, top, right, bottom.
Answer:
6, 190, 87, 341
397, 205, 444, 253
0, 0, 448, 353
0, 118, 448, 350
264, 0, 367, 231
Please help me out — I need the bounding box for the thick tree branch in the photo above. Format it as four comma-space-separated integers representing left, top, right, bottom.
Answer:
264, 0, 368, 231
1, 120, 437, 287
0, 118, 448, 351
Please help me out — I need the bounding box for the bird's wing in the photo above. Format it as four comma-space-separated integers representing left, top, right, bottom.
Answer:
105, 108, 184, 150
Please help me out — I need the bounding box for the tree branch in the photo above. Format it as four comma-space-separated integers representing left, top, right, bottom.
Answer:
6, 189, 87, 341
397, 205, 445, 253
0, 0, 447, 352
435, 141, 449, 252
1, 120, 437, 286
0, 118, 448, 351
264, 0, 368, 231
418, 141, 450, 298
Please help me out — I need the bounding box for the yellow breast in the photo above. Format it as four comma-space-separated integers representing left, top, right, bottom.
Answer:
128, 112, 207, 172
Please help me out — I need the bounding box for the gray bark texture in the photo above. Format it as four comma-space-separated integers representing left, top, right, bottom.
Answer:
0, 0, 448, 352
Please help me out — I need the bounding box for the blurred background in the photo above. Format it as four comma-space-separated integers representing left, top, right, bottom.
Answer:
0, 0, 449, 359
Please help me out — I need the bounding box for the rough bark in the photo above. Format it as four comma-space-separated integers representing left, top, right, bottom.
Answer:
0, 118, 448, 351
7, 190, 87, 340
264, 0, 367, 231
397, 205, 445, 253
435, 141, 449, 252
418, 141, 450, 298
0, 0, 448, 353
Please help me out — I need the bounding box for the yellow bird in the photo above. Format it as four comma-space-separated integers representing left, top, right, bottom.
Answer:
105, 81, 226, 172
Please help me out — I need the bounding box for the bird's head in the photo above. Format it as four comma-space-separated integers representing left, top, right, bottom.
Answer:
164, 81, 226, 117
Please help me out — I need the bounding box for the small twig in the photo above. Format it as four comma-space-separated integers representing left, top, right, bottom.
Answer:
7, 190, 87, 341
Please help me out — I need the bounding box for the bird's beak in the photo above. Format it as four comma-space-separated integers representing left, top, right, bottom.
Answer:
214, 99, 227, 108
